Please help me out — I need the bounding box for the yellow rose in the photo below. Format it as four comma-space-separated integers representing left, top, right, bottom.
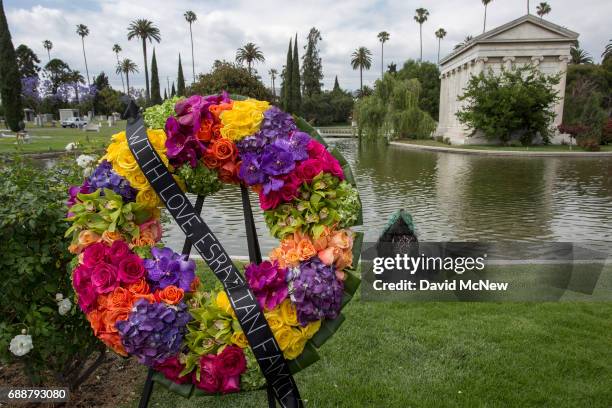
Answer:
136, 187, 161, 209
265, 309, 284, 331
115, 147, 139, 173
220, 99, 270, 141
215, 291, 236, 317
284, 329, 307, 360
273, 327, 294, 351
279, 300, 299, 326
300, 320, 322, 340
128, 172, 150, 190
231, 331, 249, 348
147, 129, 167, 152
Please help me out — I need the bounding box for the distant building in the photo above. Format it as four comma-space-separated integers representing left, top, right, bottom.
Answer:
59, 108, 80, 122
435, 14, 578, 144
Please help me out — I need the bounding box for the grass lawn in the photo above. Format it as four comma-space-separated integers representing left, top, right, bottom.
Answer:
125, 262, 612, 408
397, 139, 612, 152
0, 121, 127, 154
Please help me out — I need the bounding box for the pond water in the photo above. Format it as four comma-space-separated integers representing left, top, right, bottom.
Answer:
161, 139, 612, 257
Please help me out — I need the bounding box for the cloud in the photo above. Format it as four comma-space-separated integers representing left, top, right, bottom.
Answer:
5, 0, 611, 92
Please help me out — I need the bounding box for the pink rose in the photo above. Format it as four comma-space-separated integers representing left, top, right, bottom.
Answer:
307, 140, 327, 159
214, 346, 247, 377
317, 247, 337, 265
107, 240, 130, 264
73, 265, 97, 312
139, 219, 162, 243
323, 155, 345, 180
91, 263, 118, 294
295, 159, 324, 183
82, 242, 107, 267
259, 190, 281, 210
118, 255, 145, 284
154, 357, 191, 384
220, 375, 240, 394
193, 355, 220, 393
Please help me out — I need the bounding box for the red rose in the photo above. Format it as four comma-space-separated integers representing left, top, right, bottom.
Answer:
82, 242, 107, 267
107, 240, 130, 264
118, 255, 145, 284
214, 346, 247, 377
259, 189, 281, 210
91, 263, 119, 294
193, 355, 220, 393
154, 357, 191, 384
295, 158, 324, 183
307, 139, 327, 159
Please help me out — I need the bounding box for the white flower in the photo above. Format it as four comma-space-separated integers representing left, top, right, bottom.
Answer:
55, 293, 64, 301
9, 334, 33, 357
65, 142, 77, 151
58, 298, 72, 316
76, 154, 96, 169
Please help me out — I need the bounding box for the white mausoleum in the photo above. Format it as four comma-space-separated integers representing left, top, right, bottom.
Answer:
435, 14, 578, 144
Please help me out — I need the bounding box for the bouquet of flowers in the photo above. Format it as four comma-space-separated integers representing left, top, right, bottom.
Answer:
64, 93, 362, 396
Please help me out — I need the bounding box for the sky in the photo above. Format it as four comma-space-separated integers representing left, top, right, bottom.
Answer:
4, 0, 611, 93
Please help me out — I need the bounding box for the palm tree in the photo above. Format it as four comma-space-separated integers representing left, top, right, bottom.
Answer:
351, 46, 372, 95
127, 19, 161, 101
116, 58, 138, 97
482, 0, 493, 33
66, 70, 84, 103
184, 11, 197, 84
112, 44, 125, 93
76, 24, 90, 86
435, 28, 447, 63
268, 68, 278, 97
377, 31, 390, 79
570, 47, 593, 64
235, 43, 265, 75
536, 2, 551, 19
454, 35, 474, 50
527, 0, 530, 14
414, 8, 429, 61
602, 39, 612, 62
42, 40, 53, 61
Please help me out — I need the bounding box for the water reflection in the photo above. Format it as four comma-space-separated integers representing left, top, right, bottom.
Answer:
159, 139, 612, 256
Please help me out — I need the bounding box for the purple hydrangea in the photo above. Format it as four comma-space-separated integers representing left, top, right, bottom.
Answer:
236, 107, 298, 155
288, 257, 344, 326
116, 299, 191, 366
87, 160, 137, 202
143, 247, 196, 291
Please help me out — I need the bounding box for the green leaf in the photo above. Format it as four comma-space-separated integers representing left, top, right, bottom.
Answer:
287, 342, 320, 374
152, 370, 194, 398
351, 232, 364, 266
343, 270, 361, 296
311, 314, 346, 348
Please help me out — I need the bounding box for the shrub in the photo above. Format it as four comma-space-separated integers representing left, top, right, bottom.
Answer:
0, 156, 104, 387
301, 90, 354, 125
397, 59, 441, 119
189, 60, 273, 101
577, 138, 601, 151
457, 65, 560, 145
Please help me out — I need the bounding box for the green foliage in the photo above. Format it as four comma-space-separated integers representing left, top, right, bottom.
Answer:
150, 49, 162, 105
280, 39, 292, 111
15, 44, 40, 79
301, 27, 323, 97
301, 89, 354, 125
190, 60, 272, 101
457, 65, 560, 145
0, 157, 101, 385
177, 54, 186, 97
291, 35, 302, 113
355, 74, 436, 140
0, 1, 23, 131
143, 96, 182, 129
176, 163, 223, 197
397, 59, 440, 119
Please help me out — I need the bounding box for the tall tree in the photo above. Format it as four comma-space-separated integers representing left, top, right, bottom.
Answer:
112, 44, 125, 93
116, 58, 138, 97
15, 44, 40, 78
377, 31, 390, 79
302, 27, 323, 97
435, 28, 447, 64
171, 82, 176, 97
387, 62, 397, 74
184, 10, 197, 84
93, 71, 109, 90
76, 24, 90, 85
482, 0, 492, 33
163, 88, 167, 100
527, 0, 530, 14
177, 54, 186, 96
150, 48, 162, 105
127, 19, 161, 101
291, 34, 301, 113
350, 46, 372, 95
414, 8, 429, 62
235, 42, 265, 75
45, 58, 72, 93
570, 47, 593, 64
66, 70, 84, 103
280, 39, 292, 111
0, 0, 23, 130
332, 75, 341, 93
536, 2, 551, 19
42, 39, 52, 61
602, 39, 612, 63
268, 68, 278, 97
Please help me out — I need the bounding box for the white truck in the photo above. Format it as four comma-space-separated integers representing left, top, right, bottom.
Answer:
61, 117, 88, 128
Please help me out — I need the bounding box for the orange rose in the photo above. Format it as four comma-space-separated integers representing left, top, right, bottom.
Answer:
197, 119, 214, 143
203, 155, 220, 169
211, 123, 223, 139
218, 160, 240, 183
284, 249, 300, 266
87, 310, 105, 335
297, 239, 317, 261
131, 236, 156, 247
98, 333, 127, 356
134, 293, 156, 303
209, 102, 233, 120
189, 276, 200, 292
109, 287, 134, 309
157, 285, 184, 305
101, 230, 124, 245
211, 138, 236, 161
330, 230, 353, 250
103, 307, 131, 333
335, 250, 353, 271
318, 247, 337, 265
78, 230, 101, 246
128, 279, 150, 295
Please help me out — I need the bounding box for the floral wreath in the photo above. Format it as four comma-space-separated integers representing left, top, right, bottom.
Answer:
65, 93, 362, 396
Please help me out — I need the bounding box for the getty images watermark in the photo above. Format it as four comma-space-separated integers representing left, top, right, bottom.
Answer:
361, 242, 611, 301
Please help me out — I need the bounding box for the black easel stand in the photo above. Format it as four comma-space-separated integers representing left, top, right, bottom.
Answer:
137, 188, 276, 407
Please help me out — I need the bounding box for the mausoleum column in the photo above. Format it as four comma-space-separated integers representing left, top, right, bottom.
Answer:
531, 56, 544, 70
554, 55, 571, 126
476, 57, 488, 74
502, 56, 516, 71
